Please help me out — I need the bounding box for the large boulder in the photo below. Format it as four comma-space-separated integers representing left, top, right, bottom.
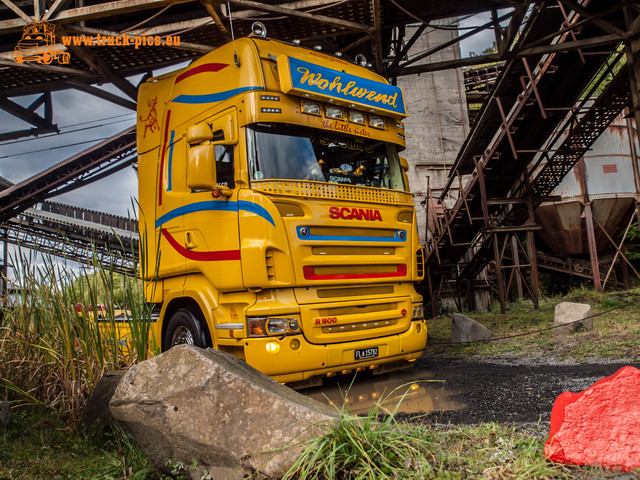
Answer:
450, 313, 492, 345
83, 370, 126, 429
545, 366, 640, 471
110, 345, 339, 480
553, 302, 593, 335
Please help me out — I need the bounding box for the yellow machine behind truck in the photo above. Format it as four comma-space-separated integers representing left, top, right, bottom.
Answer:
137, 32, 427, 385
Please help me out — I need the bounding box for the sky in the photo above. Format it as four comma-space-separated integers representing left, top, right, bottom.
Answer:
0, 13, 499, 219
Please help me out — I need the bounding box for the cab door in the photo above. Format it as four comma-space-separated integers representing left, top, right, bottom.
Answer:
183, 108, 243, 291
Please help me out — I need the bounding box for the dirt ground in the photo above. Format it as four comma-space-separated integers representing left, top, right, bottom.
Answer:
408, 354, 640, 426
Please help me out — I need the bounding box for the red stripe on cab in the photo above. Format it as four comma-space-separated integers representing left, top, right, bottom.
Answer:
176, 63, 229, 83
161, 229, 240, 261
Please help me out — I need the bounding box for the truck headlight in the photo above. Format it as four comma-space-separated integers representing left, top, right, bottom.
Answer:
267, 318, 288, 334
247, 316, 301, 337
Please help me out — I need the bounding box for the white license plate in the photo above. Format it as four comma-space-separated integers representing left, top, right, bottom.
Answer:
354, 347, 379, 360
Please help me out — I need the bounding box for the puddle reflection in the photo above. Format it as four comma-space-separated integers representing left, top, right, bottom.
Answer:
303, 369, 465, 416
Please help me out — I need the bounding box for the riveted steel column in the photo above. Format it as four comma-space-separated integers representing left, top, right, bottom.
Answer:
524, 175, 540, 308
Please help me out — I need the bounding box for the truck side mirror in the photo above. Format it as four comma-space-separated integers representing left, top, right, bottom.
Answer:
186, 124, 213, 145
210, 113, 238, 145
187, 144, 217, 190
399, 156, 409, 172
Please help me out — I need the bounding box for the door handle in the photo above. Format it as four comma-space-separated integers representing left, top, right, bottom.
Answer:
185, 231, 198, 250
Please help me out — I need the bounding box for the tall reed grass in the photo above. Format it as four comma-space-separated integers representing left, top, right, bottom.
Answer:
0, 247, 156, 417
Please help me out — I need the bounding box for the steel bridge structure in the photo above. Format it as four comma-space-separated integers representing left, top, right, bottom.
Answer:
1, 0, 640, 311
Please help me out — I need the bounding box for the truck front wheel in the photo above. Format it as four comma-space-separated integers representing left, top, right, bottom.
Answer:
163, 308, 209, 351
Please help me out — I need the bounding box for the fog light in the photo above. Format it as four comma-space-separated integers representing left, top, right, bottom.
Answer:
290, 338, 300, 350
326, 106, 344, 119
349, 110, 365, 124
301, 100, 320, 115
369, 116, 384, 128
265, 341, 280, 353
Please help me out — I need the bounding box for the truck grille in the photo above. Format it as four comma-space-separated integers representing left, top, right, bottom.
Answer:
252, 180, 414, 205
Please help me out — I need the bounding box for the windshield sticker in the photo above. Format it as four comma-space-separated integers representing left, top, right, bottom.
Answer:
321, 119, 371, 137
254, 171, 264, 180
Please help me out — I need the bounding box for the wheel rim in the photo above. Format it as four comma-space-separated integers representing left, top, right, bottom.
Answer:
171, 325, 194, 346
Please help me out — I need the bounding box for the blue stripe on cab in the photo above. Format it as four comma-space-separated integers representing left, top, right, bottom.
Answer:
156, 200, 275, 228
156, 201, 238, 228
238, 200, 275, 226
171, 86, 264, 104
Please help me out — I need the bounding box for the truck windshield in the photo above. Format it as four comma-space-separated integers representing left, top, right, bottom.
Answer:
247, 123, 405, 191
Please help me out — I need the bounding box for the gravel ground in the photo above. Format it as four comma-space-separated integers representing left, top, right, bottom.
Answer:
408, 354, 640, 426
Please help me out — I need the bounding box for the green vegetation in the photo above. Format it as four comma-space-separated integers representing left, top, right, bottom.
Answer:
2, 249, 639, 478
284, 404, 570, 480
427, 288, 640, 360
0, 407, 176, 480
0, 250, 166, 479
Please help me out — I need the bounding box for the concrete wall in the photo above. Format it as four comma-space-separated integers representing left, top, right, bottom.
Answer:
396, 21, 469, 246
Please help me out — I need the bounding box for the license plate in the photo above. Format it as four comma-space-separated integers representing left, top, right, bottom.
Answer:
354, 347, 379, 361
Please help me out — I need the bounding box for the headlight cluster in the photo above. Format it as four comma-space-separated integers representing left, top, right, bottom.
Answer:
247, 316, 301, 337
412, 304, 424, 320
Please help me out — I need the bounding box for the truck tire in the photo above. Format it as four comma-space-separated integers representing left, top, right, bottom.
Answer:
163, 307, 209, 351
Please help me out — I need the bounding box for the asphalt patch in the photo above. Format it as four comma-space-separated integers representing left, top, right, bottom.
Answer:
405, 356, 640, 425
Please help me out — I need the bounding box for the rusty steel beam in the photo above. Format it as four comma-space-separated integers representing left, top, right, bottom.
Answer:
214, 0, 371, 33
66, 80, 137, 110
200, 0, 231, 41
0, 126, 136, 223
64, 44, 138, 100
0, 94, 56, 129
1, 0, 32, 22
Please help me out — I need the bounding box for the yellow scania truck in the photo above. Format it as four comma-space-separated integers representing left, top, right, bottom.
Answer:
137, 32, 426, 385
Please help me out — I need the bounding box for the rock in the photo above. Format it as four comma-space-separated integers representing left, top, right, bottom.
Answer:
82, 370, 126, 429
553, 302, 593, 334
450, 313, 492, 345
110, 345, 339, 480
0, 399, 10, 429
545, 366, 640, 471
